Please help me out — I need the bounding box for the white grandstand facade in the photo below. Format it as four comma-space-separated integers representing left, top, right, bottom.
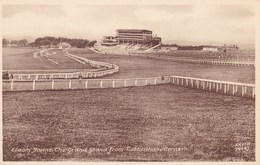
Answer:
94, 29, 162, 55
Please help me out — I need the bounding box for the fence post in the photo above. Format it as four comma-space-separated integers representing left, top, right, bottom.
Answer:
186, 79, 188, 86
242, 86, 244, 97
100, 80, 103, 88
11, 80, 14, 91
209, 82, 211, 91
224, 84, 226, 94
112, 80, 115, 88
85, 80, 88, 89
216, 83, 218, 92
52, 80, 54, 90
197, 80, 199, 89
33, 80, 35, 90
252, 87, 255, 99
135, 79, 137, 86
36, 75, 39, 80
124, 80, 127, 87
69, 80, 72, 89
202, 81, 205, 90
145, 79, 148, 86
154, 78, 157, 85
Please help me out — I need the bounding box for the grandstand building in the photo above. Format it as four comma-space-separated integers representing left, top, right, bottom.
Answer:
116, 29, 161, 46
97, 29, 162, 55
101, 29, 161, 47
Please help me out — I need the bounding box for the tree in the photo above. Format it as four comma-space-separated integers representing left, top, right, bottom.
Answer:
2, 38, 9, 46
88, 40, 97, 47
10, 40, 19, 45
19, 39, 28, 46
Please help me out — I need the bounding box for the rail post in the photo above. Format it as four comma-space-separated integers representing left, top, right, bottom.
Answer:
154, 78, 157, 85
69, 80, 72, 89
252, 87, 255, 99
135, 79, 137, 86
100, 80, 103, 88
52, 80, 54, 90
85, 80, 88, 89
11, 80, 14, 91
145, 79, 148, 86
112, 80, 115, 88
124, 79, 127, 87
33, 80, 35, 90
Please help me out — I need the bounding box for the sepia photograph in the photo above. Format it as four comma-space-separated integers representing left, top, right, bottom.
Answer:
1, 0, 258, 163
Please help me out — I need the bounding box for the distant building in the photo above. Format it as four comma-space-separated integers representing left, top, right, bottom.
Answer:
57, 42, 71, 49
202, 46, 219, 52
219, 44, 239, 52
116, 29, 161, 46
101, 36, 118, 46
6, 44, 18, 47
100, 29, 161, 47
161, 46, 178, 51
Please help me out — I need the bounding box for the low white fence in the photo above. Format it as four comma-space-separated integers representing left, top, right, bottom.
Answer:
179, 59, 254, 66
140, 54, 255, 67
170, 76, 255, 99
3, 76, 255, 99
7, 50, 119, 80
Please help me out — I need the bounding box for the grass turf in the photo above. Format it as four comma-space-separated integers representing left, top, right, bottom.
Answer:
3, 85, 255, 161
3, 48, 95, 70
68, 49, 255, 84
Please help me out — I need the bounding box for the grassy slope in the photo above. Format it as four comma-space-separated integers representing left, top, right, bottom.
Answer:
68, 49, 255, 84
3, 85, 255, 161
3, 49, 95, 70
3, 47, 40, 56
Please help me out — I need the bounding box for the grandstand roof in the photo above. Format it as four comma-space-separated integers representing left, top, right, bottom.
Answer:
116, 29, 152, 33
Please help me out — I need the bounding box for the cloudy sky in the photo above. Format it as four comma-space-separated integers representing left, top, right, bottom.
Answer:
2, 4, 255, 45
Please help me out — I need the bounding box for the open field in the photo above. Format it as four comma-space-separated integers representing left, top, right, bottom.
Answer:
3, 85, 255, 161
3, 48, 255, 161
2, 47, 40, 56
3, 48, 95, 70
68, 49, 255, 84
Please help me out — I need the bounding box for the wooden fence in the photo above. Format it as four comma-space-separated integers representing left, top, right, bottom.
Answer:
3, 76, 255, 99
7, 50, 119, 80
170, 76, 255, 99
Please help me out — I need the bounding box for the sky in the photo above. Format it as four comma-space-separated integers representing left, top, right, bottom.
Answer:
2, 4, 255, 46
